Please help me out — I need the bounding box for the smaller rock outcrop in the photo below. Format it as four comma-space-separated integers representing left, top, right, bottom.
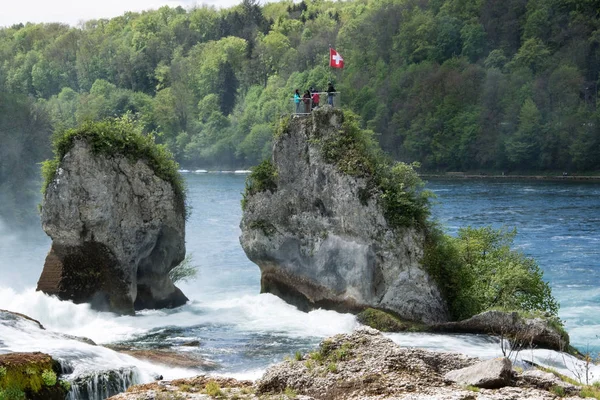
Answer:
430, 310, 569, 351
240, 108, 447, 324
444, 357, 513, 389
0, 352, 69, 400
38, 122, 188, 315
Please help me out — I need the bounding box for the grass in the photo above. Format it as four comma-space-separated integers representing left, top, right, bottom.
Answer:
538, 366, 600, 399
205, 380, 223, 398
283, 386, 297, 398
464, 385, 480, 392
550, 385, 566, 397
41, 117, 186, 215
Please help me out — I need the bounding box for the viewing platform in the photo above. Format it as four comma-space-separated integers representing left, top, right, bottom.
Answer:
292, 91, 341, 115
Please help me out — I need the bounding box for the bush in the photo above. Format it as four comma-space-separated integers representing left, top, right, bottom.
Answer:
204, 380, 222, 397
424, 225, 559, 320
169, 254, 198, 284
241, 159, 278, 209
41, 116, 186, 214
319, 111, 431, 228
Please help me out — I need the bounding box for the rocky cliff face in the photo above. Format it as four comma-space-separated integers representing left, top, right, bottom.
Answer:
38, 139, 188, 314
240, 108, 447, 324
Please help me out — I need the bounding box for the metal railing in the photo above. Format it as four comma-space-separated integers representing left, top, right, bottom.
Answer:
291, 92, 341, 115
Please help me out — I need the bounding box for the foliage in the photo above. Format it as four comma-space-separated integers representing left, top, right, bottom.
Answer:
204, 380, 222, 397
241, 159, 278, 209
0, 354, 64, 399
41, 117, 186, 213
318, 110, 432, 228
423, 225, 559, 320
4, 0, 600, 229
168, 254, 199, 284
0, 387, 25, 400
40, 370, 56, 387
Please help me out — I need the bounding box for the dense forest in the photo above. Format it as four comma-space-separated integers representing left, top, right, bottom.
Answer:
1, 0, 600, 226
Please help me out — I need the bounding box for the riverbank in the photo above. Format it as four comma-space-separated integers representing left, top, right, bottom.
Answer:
420, 173, 600, 181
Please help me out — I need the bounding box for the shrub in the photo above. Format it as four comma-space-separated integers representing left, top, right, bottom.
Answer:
319, 111, 431, 229
41, 116, 186, 214
205, 380, 222, 397
241, 159, 278, 209
424, 225, 559, 321
169, 254, 198, 284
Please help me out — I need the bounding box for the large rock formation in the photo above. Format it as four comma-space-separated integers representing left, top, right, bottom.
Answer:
38, 138, 188, 314
240, 108, 447, 324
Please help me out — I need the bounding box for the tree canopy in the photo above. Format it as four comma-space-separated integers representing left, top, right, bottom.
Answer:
2, 0, 600, 224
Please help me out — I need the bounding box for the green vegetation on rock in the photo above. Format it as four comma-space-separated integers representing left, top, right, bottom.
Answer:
41, 117, 186, 212
424, 225, 559, 321
356, 308, 423, 332
168, 254, 199, 284
241, 159, 278, 209
0, 353, 68, 400
320, 111, 432, 228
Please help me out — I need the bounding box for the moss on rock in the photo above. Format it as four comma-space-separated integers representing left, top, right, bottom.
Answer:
0, 352, 68, 400
356, 308, 425, 332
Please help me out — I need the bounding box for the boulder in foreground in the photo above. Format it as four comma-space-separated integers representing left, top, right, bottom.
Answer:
108, 328, 588, 400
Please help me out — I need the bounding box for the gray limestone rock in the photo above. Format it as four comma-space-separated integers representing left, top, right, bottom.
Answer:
240, 108, 448, 324
430, 310, 569, 351
444, 357, 513, 389
37, 139, 187, 314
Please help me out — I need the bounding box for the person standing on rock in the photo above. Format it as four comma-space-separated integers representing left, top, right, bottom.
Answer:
303, 90, 311, 114
294, 89, 301, 114
327, 82, 336, 106
311, 87, 320, 110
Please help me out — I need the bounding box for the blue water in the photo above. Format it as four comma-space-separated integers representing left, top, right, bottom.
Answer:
426, 178, 600, 349
1, 174, 599, 390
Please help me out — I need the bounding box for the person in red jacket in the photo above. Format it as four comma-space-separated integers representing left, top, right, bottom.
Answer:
311, 87, 320, 110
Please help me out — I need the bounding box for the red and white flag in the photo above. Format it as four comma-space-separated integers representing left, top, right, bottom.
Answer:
329, 48, 344, 68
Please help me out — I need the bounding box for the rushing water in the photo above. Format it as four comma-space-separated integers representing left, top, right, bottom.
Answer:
0, 174, 599, 398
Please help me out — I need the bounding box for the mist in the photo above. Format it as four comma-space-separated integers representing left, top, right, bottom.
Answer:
0, 216, 49, 291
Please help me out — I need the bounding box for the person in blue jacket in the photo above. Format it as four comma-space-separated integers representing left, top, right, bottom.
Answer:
294, 89, 301, 113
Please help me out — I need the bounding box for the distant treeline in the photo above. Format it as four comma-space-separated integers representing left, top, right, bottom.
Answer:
1, 0, 600, 224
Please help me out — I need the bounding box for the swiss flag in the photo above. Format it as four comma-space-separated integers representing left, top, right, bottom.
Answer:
330, 48, 344, 68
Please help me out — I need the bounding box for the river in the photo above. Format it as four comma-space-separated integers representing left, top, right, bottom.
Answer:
0, 174, 598, 398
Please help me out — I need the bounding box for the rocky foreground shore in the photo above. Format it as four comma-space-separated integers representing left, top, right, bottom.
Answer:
108, 328, 590, 400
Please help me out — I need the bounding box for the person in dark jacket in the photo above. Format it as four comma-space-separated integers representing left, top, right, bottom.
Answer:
303, 90, 311, 113
327, 82, 336, 106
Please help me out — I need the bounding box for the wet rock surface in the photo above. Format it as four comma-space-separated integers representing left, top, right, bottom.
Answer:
38, 138, 187, 314
431, 310, 569, 351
